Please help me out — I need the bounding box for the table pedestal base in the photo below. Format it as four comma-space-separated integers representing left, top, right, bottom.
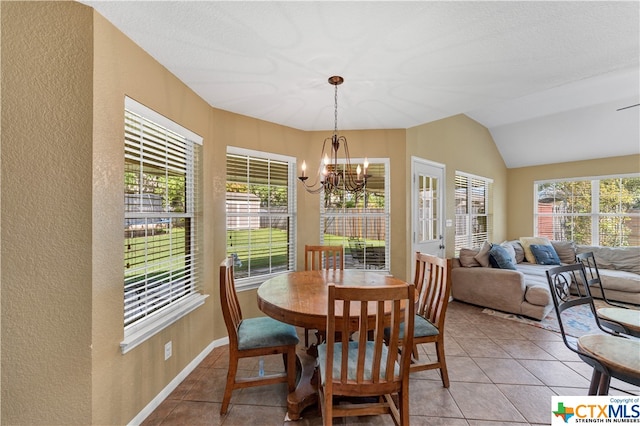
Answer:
286, 347, 318, 421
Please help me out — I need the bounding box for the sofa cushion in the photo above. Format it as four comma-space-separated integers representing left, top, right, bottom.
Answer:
597, 269, 640, 293
474, 241, 492, 267
508, 240, 526, 263
520, 236, 551, 263
551, 240, 576, 264
576, 245, 640, 275
499, 241, 517, 264
530, 244, 561, 265
516, 263, 555, 306
459, 248, 481, 267
489, 244, 517, 270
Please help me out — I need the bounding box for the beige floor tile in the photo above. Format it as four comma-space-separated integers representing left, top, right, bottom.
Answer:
456, 337, 513, 358
474, 357, 543, 385
532, 340, 580, 361
517, 359, 592, 388
183, 367, 228, 403
161, 400, 224, 425
492, 338, 556, 360
222, 403, 288, 425
409, 416, 469, 425
448, 382, 527, 422
446, 355, 492, 383
497, 383, 556, 424
408, 378, 464, 418
227, 381, 290, 408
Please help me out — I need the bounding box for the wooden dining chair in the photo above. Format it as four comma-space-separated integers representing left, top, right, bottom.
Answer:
576, 251, 640, 337
546, 263, 640, 395
219, 257, 299, 415
317, 282, 415, 426
304, 244, 344, 271
388, 252, 452, 386
303, 244, 344, 347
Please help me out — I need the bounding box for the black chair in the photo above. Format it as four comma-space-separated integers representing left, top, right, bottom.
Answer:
576, 252, 628, 308
576, 251, 640, 337
546, 263, 640, 395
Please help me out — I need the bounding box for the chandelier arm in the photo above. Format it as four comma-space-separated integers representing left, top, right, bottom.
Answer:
298, 135, 335, 192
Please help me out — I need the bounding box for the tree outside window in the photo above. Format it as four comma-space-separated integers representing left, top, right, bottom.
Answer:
535, 176, 640, 246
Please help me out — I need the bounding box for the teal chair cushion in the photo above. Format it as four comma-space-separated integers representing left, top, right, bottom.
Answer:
237, 317, 299, 351
317, 341, 399, 386
383, 314, 439, 340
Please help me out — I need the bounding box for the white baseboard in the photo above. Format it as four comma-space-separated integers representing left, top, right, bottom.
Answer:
128, 336, 230, 425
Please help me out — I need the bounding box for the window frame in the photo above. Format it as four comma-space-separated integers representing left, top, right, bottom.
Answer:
319, 158, 391, 271
534, 173, 640, 246
121, 97, 206, 354
454, 172, 493, 255
225, 146, 297, 290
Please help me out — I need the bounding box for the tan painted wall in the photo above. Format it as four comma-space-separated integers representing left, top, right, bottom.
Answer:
1, 2, 94, 423
507, 154, 640, 239
406, 115, 509, 266
92, 8, 215, 425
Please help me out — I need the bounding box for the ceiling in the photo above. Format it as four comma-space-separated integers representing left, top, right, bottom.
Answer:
80, 1, 640, 168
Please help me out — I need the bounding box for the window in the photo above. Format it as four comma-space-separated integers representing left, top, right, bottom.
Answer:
535, 174, 640, 246
122, 97, 205, 354
454, 172, 493, 254
226, 147, 296, 288
320, 159, 390, 270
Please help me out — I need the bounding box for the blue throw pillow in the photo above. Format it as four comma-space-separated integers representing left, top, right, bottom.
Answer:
488, 244, 517, 270
530, 244, 561, 265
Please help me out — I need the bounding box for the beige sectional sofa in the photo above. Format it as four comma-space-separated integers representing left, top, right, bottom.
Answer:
451, 239, 640, 320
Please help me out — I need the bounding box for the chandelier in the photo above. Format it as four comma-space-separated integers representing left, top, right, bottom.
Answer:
298, 76, 369, 199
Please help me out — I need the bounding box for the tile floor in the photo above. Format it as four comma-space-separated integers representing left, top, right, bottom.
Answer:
141, 301, 639, 425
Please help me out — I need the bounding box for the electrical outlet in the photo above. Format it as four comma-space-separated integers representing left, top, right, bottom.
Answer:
164, 341, 172, 360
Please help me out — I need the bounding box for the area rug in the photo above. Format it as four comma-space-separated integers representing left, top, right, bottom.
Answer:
482, 300, 615, 338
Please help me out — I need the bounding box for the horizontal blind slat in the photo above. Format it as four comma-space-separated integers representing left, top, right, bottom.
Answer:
124, 107, 200, 329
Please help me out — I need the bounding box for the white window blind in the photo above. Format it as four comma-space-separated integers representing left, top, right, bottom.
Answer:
454, 172, 493, 254
226, 147, 296, 289
122, 98, 204, 352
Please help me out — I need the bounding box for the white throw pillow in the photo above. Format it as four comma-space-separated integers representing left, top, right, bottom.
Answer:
519, 236, 551, 263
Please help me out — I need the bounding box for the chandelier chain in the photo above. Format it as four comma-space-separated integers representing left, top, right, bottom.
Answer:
334, 83, 339, 135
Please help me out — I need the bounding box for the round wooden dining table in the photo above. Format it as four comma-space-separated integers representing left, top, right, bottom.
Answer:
256, 269, 411, 420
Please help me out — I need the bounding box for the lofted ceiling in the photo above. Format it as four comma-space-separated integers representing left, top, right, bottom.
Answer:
80, 1, 640, 168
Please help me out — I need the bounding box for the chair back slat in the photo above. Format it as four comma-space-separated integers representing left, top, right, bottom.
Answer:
305, 245, 344, 270
415, 253, 451, 329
